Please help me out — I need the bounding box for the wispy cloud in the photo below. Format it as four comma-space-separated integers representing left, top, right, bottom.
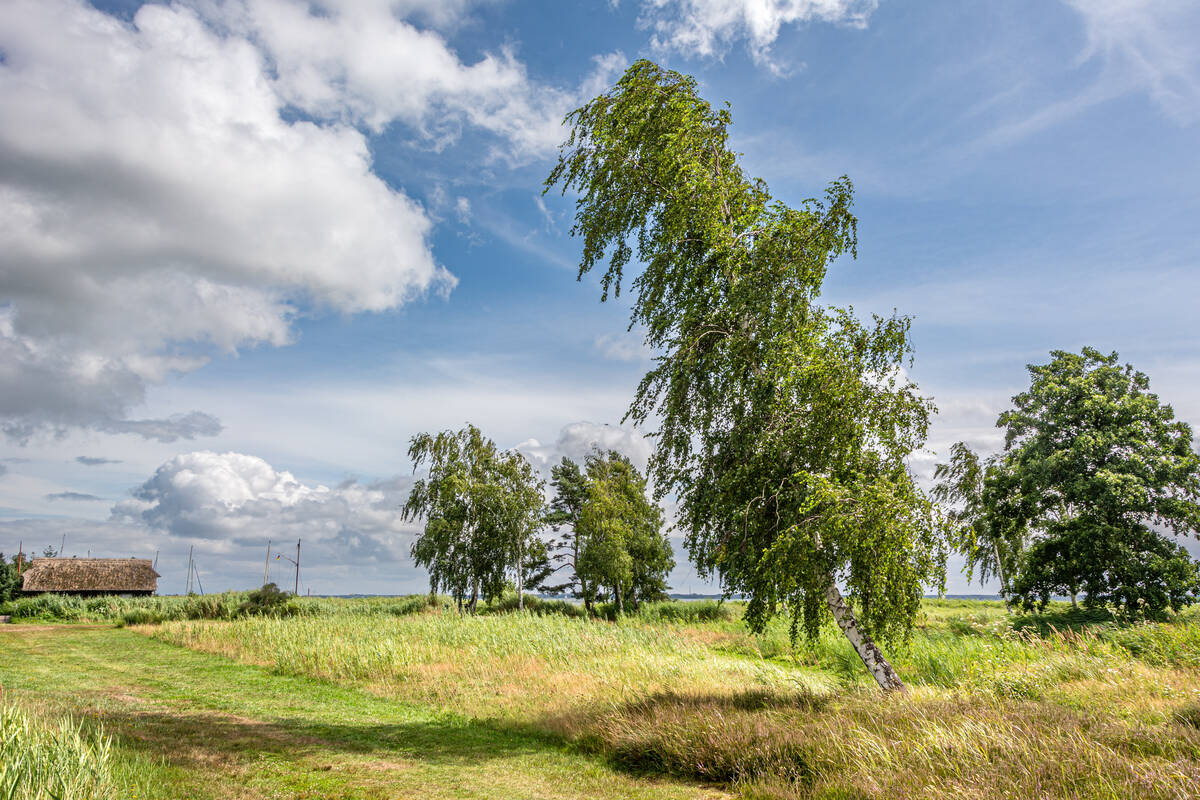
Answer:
968, 1, 1199, 151
76, 456, 122, 467
639, 0, 877, 73
594, 333, 652, 362
477, 212, 577, 271
45, 491, 104, 502
1067, 0, 1200, 123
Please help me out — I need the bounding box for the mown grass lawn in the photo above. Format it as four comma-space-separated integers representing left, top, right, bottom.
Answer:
3, 598, 1200, 799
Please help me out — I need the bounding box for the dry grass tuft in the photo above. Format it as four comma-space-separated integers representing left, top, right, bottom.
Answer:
574, 689, 1200, 799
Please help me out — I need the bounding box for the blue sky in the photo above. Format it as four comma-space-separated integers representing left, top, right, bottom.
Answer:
1, 0, 1198, 595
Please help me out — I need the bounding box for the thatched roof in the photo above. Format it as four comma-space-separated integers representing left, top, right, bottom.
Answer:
21, 558, 159, 593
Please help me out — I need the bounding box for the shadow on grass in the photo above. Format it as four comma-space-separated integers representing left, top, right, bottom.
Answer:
91, 705, 555, 773
1011, 606, 1114, 636
543, 688, 829, 789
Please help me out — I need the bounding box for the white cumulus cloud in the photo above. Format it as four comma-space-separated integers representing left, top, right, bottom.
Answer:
113, 451, 417, 562
0, 0, 456, 441
0, 0, 620, 443
218, 0, 613, 158
516, 421, 652, 474
639, 0, 877, 70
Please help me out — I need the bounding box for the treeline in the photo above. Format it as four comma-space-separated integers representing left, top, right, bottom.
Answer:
403, 424, 673, 614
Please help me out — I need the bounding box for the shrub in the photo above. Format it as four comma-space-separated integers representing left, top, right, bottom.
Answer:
116, 608, 161, 627
636, 599, 735, 624
237, 583, 299, 618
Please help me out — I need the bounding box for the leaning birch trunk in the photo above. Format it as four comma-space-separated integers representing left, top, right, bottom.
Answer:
823, 576, 907, 692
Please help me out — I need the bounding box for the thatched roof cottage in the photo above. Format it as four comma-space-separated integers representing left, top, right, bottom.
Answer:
21, 558, 160, 597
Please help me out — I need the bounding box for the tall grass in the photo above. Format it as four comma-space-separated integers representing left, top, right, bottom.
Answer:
585, 689, 1200, 799
146, 609, 823, 720
131, 598, 1200, 798
0, 590, 448, 624
0, 698, 116, 800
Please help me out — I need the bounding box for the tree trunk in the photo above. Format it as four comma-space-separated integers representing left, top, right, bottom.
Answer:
616, 583, 624, 615
993, 538, 1011, 611
823, 577, 907, 693
469, 577, 479, 614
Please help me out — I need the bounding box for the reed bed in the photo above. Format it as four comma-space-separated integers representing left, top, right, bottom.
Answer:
147, 609, 821, 720
0, 696, 117, 800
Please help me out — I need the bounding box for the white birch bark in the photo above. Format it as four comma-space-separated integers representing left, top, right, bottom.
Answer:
823, 577, 907, 692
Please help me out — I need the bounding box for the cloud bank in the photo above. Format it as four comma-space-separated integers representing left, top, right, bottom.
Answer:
0, 0, 620, 443
113, 451, 417, 563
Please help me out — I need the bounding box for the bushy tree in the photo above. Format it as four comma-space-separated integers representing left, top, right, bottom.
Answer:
1011, 520, 1200, 617
937, 348, 1200, 619
545, 453, 673, 614
998, 348, 1200, 618
0, 552, 25, 603
575, 451, 673, 613
404, 425, 546, 612
547, 59, 948, 689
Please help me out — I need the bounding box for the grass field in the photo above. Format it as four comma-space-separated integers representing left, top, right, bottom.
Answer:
2, 597, 1200, 798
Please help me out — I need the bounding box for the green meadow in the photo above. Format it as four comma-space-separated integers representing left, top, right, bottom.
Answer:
3, 596, 1200, 799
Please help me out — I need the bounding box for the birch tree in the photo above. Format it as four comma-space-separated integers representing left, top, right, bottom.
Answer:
546, 60, 949, 690
404, 425, 545, 611
932, 442, 1025, 608
576, 450, 673, 613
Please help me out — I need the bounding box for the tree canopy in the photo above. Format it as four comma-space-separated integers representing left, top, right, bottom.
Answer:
546, 452, 673, 613
403, 424, 545, 611
574, 451, 673, 613
992, 348, 1200, 618
547, 59, 949, 689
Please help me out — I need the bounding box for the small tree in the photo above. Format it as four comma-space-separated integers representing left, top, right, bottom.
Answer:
543, 457, 590, 603
0, 552, 25, 603
486, 446, 547, 610
575, 451, 673, 613
547, 60, 948, 689
404, 425, 546, 612
991, 348, 1200, 619
932, 442, 1027, 607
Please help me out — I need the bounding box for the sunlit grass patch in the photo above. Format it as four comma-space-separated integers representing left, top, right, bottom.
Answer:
127, 597, 1200, 798
145, 609, 823, 720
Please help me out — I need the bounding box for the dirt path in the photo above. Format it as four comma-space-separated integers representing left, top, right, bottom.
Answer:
0, 625, 728, 800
